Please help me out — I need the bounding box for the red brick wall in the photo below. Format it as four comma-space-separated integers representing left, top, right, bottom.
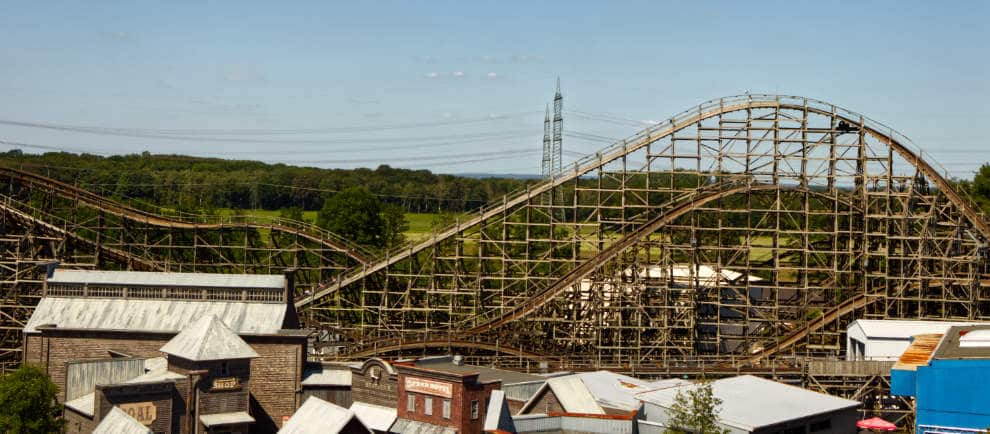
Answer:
396, 372, 499, 434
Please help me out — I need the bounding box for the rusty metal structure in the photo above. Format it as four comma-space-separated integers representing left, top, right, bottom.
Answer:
297, 95, 990, 371
0, 166, 369, 369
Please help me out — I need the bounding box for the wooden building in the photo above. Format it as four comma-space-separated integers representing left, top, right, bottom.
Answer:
24, 269, 311, 434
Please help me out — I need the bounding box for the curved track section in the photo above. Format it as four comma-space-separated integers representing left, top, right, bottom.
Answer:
0, 166, 371, 264
311, 94, 989, 369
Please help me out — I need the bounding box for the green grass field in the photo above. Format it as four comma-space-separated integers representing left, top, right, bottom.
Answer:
216, 209, 462, 243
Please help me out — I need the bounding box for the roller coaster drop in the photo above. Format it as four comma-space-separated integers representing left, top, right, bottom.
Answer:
1, 96, 988, 415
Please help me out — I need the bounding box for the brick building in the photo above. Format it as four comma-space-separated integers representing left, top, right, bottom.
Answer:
394, 358, 501, 434
23, 269, 311, 433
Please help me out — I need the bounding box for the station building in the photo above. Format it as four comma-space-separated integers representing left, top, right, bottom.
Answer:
845, 319, 980, 361
891, 325, 990, 433
22, 268, 318, 434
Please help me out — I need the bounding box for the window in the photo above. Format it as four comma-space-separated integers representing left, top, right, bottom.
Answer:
407, 394, 416, 412
217, 361, 229, 376
424, 396, 433, 415
471, 400, 479, 420
442, 399, 451, 419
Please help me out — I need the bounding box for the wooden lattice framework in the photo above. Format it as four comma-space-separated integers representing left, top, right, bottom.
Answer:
296, 94, 990, 370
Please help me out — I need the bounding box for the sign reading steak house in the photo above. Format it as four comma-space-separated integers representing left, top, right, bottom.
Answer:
404, 376, 453, 398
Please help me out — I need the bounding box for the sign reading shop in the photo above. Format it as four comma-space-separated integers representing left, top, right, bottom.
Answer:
404, 377, 452, 398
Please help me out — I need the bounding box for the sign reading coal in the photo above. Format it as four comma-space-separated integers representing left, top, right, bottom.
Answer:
119, 402, 156, 425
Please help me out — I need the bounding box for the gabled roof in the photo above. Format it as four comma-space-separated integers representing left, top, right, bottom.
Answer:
24, 297, 288, 334
302, 363, 352, 386
349, 401, 397, 432
279, 397, 370, 434
638, 375, 860, 431
48, 269, 284, 289
160, 315, 259, 362
92, 407, 152, 434
848, 319, 978, 340
522, 370, 656, 414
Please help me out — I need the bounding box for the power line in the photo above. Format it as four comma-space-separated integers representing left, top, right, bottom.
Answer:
0, 111, 539, 137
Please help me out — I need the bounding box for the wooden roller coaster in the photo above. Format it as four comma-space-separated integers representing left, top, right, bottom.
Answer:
2, 94, 987, 424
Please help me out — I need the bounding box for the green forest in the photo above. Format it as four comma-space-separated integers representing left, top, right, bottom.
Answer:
2, 150, 989, 253
0, 150, 536, 214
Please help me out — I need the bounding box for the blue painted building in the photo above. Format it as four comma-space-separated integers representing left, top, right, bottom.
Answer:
891, 325, 990, 433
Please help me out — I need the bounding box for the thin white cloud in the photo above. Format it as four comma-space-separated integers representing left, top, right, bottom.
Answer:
424, 72, 440, 79
452, 71, 465, 78
100, 31, 133, 41
486, 72, 498, 79
221, 64, 267, 83
511, 55, 545, 63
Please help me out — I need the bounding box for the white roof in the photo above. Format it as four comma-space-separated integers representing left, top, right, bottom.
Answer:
200, 411, 255, 427
529, 370, 654, 414
638, 375, 860, 431
49, 269, 285, 289
850, 320, 980, 340
160, 315, 259, 361
93, 407, 152, 434
960, 329, 990, 348
575, 370, 653, 411
349, 401, 397, 432
25, 297, 287, 334
545, 376, 604, 414
66, 362, 185, 418
65, 392, 96, 417
280, 397, 368, 434
302, 365, 352, 386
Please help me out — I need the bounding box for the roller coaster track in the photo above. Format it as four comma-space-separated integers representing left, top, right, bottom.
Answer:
0, 194, 162, 271
345, 339, 558, 362
458, 182, 780, 336
0, 165, 372, 264
744, 292, 873, 365
299, 94, 990, 310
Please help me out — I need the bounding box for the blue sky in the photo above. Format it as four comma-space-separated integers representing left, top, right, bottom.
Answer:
0, 1, 986, 176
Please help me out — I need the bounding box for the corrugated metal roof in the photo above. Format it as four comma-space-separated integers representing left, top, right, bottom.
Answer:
93, 407, 152, 434
413, 356, 546, 385
200, 411, 255, 427
279, 397, 366, 434
646, 378, 692, 391
483, 390, 516, 433
932, 325, 990, 359
850, 319, 979, 339
143, 357, 167, 372
892, 334, 942, 371
24, 297, 287, 334
349, 401, 397, 432
302, 364, 352, 386
638, 375, 859, 431
575, 370, 652, 411
160, 315, 258, 361
545, 376, 604, 414
390, 418, 457, 434
65, 392, 95, 417
49, 269, 284, 289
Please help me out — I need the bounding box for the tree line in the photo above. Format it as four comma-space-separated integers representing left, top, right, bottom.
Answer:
0, 150, 536, 214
